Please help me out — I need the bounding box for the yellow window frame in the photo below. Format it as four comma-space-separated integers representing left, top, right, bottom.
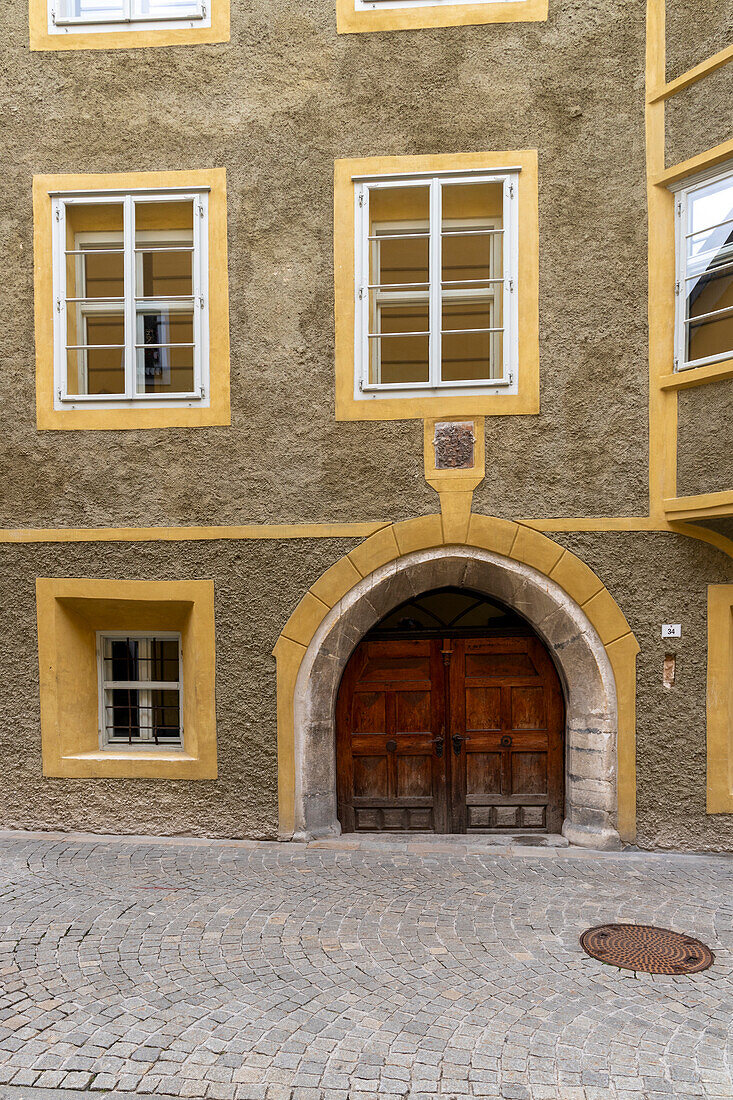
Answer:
34, 168, 230, 430
30, 0, 229, 51
336, 0, 547, 34
334, 150, 539, 421
36, 577, 218, 779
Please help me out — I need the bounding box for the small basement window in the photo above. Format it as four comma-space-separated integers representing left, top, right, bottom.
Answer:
48, 0, 209, 35
97, 633, 183, 749
52, 188, 209, 409
673, 163, 733, 371
354, 170, 519, 400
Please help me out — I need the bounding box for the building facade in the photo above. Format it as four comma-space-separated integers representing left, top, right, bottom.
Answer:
1, 0, 732, 851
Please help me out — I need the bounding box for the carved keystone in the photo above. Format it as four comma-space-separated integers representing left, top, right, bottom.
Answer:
434, 421, 475, 470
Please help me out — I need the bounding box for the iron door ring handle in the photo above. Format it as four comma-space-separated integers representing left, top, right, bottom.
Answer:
501, 735, 513, 747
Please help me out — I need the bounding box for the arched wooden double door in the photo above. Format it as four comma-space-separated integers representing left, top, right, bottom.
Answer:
335, 591, 565, 834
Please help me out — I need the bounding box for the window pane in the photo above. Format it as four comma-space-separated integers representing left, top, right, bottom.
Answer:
132, 0, 201, 16
688, 175, 733, 246
369, 185, 430, 288
150, 639, 180, 682
138, 309, 194, 345
106, 688, 140, 742
136, 344, 195, 394
369, 301, 429, 385
57, 0, 126, 20
66, 308, 125, 396
442, 298, 495, 332
135, 199, 194, 241
441, 331, 502, 383
104, 637, 139, 681
150, 690, 181, 741
65, 203, 124, 300
687, 314, 733, 365
137, 250, 193, 298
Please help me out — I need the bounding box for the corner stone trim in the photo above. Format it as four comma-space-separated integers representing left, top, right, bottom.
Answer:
291, 547, 623, 850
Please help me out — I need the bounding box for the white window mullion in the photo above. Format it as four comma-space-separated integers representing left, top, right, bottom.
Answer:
429, 179, 442, 388
124, 195, 136, 399
503, 176, 512, 383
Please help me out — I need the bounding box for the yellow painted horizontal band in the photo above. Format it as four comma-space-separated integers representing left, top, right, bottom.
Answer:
0, 522, 390, 545
652, 138, 733, 187
522, 517, 662, 532
659, 358, 733, 391
648, 42, 733, 104
664, 491, 733, 521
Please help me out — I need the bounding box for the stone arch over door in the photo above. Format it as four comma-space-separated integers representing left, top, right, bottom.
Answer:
274, 517, 639, 850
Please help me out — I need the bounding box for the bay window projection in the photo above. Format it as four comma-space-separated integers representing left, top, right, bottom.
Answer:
674, 165, 733, 371
49, 0, 207, 33
354, 172, 518, 399
52, 190, 209, 408
98, 633, 183, 749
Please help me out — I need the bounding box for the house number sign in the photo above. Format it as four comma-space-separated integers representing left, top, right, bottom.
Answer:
661, 624, 681, 638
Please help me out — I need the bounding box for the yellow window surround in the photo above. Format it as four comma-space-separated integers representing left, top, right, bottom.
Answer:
334, 151, 540, 422
36, 577, 217, 779
29, 0, 229, 51
336, 0, 547, 35
706, 585, 733, 813
34, 168, 230, 431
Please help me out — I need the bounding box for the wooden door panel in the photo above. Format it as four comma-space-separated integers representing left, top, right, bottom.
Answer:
397, 754, 433, 797
466, 751, 502, 795
465, 651, 539, 679
511, 751, 548, 795
465, 686, 502, 731
511, 685, 546, 729
353, 755, 388, 798
351, 691, 386, 733
395, 690, 431, 732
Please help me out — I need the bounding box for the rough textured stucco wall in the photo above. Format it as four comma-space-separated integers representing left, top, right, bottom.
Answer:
665, 0, 733, 81
0, 0, 648, 528
0, 537, 360, 840
1, 529, 732, 852
676, 378, 733, 497
665, 62, 733, 167
551, 531, 733, 853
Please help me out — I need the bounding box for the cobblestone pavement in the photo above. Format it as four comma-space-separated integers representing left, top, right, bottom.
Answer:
0, 831, 731, 1100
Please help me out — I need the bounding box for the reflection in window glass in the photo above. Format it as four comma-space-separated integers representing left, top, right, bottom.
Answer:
680, 171, 733, 369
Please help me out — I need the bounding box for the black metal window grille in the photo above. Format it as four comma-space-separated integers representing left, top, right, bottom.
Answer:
99, 634, 182, 747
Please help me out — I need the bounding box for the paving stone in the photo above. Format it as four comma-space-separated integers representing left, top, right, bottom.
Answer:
0, 832, 729, 1100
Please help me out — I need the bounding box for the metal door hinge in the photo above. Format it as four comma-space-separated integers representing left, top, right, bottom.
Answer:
55, 206, 62, 221
675, 280, 681, 296
508, 183, 514, 198
676, 200, 682, 217
358, 286, 365, 300
358, 192, 365, 208
508, 371, 514, 384
198, 295, 205, 308
508, 278, 514, 292
56, 298, 62, 312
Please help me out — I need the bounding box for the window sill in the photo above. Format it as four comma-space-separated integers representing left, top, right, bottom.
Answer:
51, 749, 211, 780
659, 357, 733, 390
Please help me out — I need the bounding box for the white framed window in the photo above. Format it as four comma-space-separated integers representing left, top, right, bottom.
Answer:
48, 0, 210, 36
672, 162, 733, 372
51, 188, 209, 410
97, 632, 183, 750
353, 169, 519, 401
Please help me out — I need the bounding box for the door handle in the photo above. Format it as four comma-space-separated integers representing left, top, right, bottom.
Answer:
452, 734, 469, 756
431, 736, 444, 758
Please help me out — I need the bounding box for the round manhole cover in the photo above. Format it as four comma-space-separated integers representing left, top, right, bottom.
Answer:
580, 923, 714, 974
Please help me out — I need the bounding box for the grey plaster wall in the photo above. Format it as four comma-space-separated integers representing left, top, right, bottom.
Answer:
0, 0, 650, 528
665, 61, 733, 167
677, 378, 733, 497
551, 530, 733, 853
1, 529, 732, 852
665, 0, 733, 81
0, 537, 360, 840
